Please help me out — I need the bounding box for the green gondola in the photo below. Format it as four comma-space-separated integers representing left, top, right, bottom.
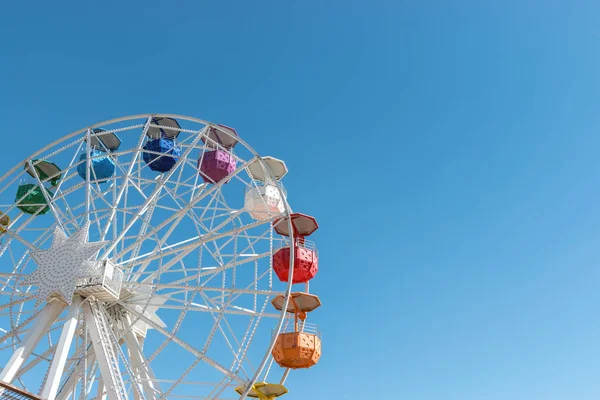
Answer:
15, 184, 53, 215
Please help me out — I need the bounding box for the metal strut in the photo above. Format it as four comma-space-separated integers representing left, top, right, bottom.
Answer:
82, 297, 128, 400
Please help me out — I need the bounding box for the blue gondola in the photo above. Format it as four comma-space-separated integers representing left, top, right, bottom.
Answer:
77, 149, 115, 183
143, 138, 182, 173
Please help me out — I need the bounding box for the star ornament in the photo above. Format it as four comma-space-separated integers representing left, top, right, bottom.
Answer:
25, 222, 108, 306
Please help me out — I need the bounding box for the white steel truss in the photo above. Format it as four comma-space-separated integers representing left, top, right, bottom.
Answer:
0, 115, 300, 400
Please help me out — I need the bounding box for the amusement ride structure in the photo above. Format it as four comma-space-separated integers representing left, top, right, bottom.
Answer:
0, 114, 322, 400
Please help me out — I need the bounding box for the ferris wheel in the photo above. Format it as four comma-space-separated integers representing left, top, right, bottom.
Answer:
0, 114, 322, 400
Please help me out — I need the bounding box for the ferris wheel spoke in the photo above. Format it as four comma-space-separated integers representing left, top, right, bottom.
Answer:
162, 294, 250, 397
208, 299, 273, 400
206, 269, 273, 308
0, 212, 54, 260
196, 188, 226, 228
57, 139, 85, 193
125, 190, 162, 266
179, 300, 248, 392
13, 344, 56, 380
0, 300, 64, 384
87, 185, 117, 240
162, 289, 221, 398
158, 184, 219, 234
86, 181, 121, 211
123, 316, 162, 400
2, 229, 43, 254
161, 357, 205, 399
197, 231, 272, 287
219, 313, 256, 374
0, 289, 34, 297
207, 376, 238, 399
211, 191, 235, 229
196, 241, 227, 272
134, 242, 271, 288
100, 117, 153, 241
110, 158, 150, 200
195, 193, 238, 267
154, 250, 272, 292
111, 157, 257, 264
177, 207, 235, 238
211, 228, 272, 264
122, 187, 222, 269
119, 216, 275, 274
0, 295, 35, 314
196, 291, 252, 380
127, 282, 278, 297
207, 318, 256, 375
0, 224, 55, 295
84, 359, 100, 399
54, 192, 79, 231
187, 171, 203, 205
118, 301, 244, 384
55, 348, 96, 400
153, 297, 281, 318
102, 127, 208, 259
0, 280, 31, 297
58, 342, 96, 397
0, 305, 46, 346
168, 149, 202, 205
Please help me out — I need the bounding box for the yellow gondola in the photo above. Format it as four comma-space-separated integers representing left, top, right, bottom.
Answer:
235, 383, 288, 400
0, 212, 9, 233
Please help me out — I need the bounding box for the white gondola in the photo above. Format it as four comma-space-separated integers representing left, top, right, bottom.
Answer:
244, 180, 286, 220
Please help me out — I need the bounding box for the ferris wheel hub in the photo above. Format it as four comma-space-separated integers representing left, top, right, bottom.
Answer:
74, 259, 123, 302
24, 222, 107, 306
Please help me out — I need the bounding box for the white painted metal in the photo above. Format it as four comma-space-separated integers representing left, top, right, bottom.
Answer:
83, 298, 127, 400
0, 300, 64, 383
75, 260, 123, 301
25, 222, 107, 306
96, 380, 108, 400
41, 296, 82, 400
125, 316, 158, 400
0, 114, 301, 399
55, 351, 96, 400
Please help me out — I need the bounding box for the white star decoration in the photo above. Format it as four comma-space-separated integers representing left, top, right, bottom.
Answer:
25, 222, 107, 306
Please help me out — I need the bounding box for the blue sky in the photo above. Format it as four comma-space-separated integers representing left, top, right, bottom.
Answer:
2, 0, 600, 399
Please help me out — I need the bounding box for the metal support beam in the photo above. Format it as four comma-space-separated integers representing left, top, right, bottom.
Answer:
82, 298, 127, 400
0, 300, 64, 383
41, 297, 82, 400
55, 351, 96, 400
124, 322, 158, 400
97, 379, 108, 400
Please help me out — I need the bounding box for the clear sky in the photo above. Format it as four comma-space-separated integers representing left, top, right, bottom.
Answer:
1, 1, 600, 399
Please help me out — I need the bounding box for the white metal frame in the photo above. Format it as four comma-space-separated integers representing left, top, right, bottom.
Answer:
0, 115, 301, 400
